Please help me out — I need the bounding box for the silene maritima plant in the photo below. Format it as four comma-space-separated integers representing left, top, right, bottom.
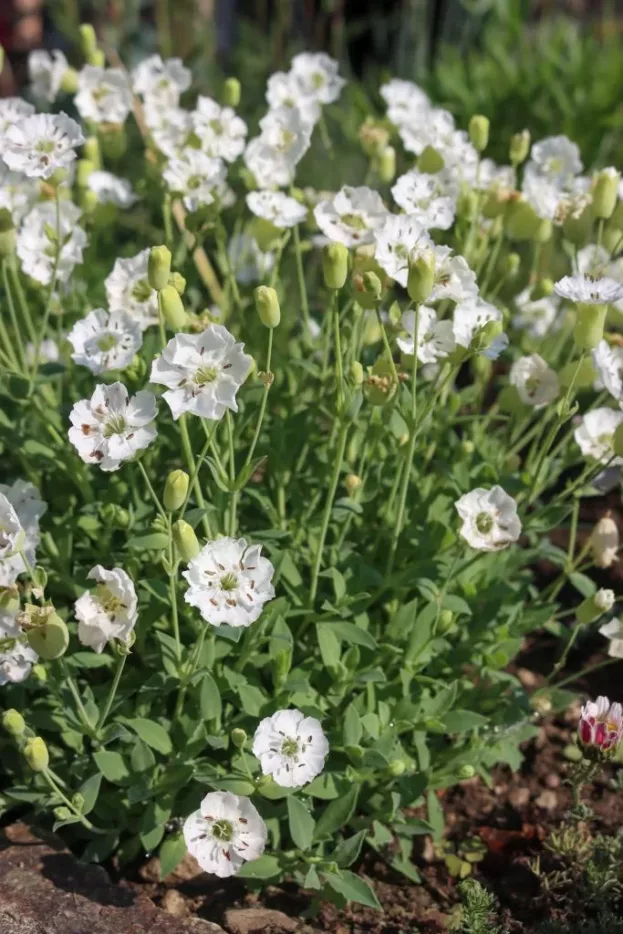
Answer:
0, 25, 622, 911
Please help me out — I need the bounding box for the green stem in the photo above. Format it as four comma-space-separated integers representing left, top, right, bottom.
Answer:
9, 258, 36, 343
64, 669, 95, 734
244, 328, 273, 469
292, 224, 311, 340
333, 292, 345, 411
179, 415, 212, 539
43, 770, 95, 831
137, 459, 168, 524
96, 652, 127, 733
2, 261, 26, 370
168, 530, 182, 663
308, 421, 349, 606
226, 411, 237, 536
375, 307, 399, 385
550, 655, 618, 690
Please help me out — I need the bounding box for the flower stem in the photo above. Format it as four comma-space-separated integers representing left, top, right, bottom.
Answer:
43, 769, 95, 831
179, 415, 212, 539
226, 411, 237, 536
244, 328, 273, 470
309, 421, 349, 607
96, 651, 127, 734
292, 224, 311, 340
2, 260, 27, 371
137, 459, 168, 524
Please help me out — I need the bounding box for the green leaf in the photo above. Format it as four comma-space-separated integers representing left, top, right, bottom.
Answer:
314, 785, 359, 840
236, 855, 281, 879
125, 718, 173, 755
323, 870, 381, 909
126, 532, 170, 551
130, 739, 156, 773
159, 832, 187, 880
324, 621, 377, 650
443, 710, 489, 733
141, 824, 165, 851
287, 796, 315, 850
333, 829, 367, 868
342, 704, 362, 747
212, 778, 255, 795
93, 750, 129, 783
78, 773, 102, 816
316, 624, 341, 668
199, 673, 222, 723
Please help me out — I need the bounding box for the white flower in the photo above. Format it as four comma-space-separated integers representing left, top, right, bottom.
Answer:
258, 106, 312, 168
183, 537, 275, 628
228, 233, 274, 285
592, 340, 623, 402
192, 97, 247, 162
150, 327, 252, 421
574, 407, 623, 465
455, 486, 522, 551
144, 102, 192, 159
599, 618, 623, 658
397, 306, 456, 363
0, 605, 20, 639
183, 791, 267, 878
88, 170, 137, 208
266, 72, 320, 127
398, 106, 455, 157
246, 190, 307, 229
67, 309, 143, 374
591, 514, 619, 569
314, 185, 389, 247
131, 55, 191, 108
0, 99, 35, 145
595, 588, 615, 612
26, 339, 59, 367
529, 135, 582, 183
380, 78, 431, 127
475, 159, 515, 194
252, 709, 329, 787
68, 382, 157, 472
290, 52, 345, 104
28, 49, 68, 103
509, 354, 559, 407
429, 248, 478, 303
391, 169, 457, 230
0, 494, 25, 561
163, 149, 226, 213
374, 215, 431, 287
453, 298, 508, 359
0, 641, 38, 686
0, 481, 47, 588
75, 66, 132, 124
2, 112, 84, 179
577, 244, 611, 277
512, 288, 559, 338
17, 201, 87, 286
105, 249, 159, 330
75, 565, 138, 653
555, 274, 623, 305
0, 166, 38, 225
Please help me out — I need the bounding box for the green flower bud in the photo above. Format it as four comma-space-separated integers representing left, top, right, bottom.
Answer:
168, 272, 186, 295
54, 806, 72, 821
159, 285, 188, 331
254, 285, 281, 328
148, 245, 172, 291
31, 664, 47, 683
505, 252, 521, 278
22, 605, 69, 660
417, 145, 444, 174
99, 123, 127, 160
231, 727, 247, 748
593, 168, 620, 220
83, 136, 101, 169
23, 736, 49, 772
0, 209, 16, 258
76, 159, 95, 188
387, 759, 406, 777
437, 609, 455, 634
172, 519, 201, 563
459, 764, 476, 780
72, 792, 85, 811
222, 77, 241, 108
468, 115, 489, 153
60, 67, 79, 95
378, 145, 396, 184
530, 278, 554, 301
345, 474, 362, 495
2, 709, 26, 736
362, 270, 383, 301
576, 588, 614, 625
510, 129, 530, 167
358, 117, 389, 156
79, 24, 98, 62
574, 303, 607, 351
407, 248, 435, 304
349, 361, 364, 386
504, 199, 541, 241
323, 242, 349, 290
164, 470, 189, 511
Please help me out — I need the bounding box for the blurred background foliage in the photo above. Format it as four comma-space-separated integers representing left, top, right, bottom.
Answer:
18, 0, 623, 170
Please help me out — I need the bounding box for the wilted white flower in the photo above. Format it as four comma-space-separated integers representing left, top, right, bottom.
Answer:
0, 99, 35, 145
290, 52, 345, 104
453, 298, 508, 359
554, 274, 623, 305
592, 514, 619, 569
150, 327, 252, 421
0, 605, 20, 640
163, 149, 226, 213
131, 55, 191, 108
0, 481, 47, 588
183, 791, 267, 878
509, 354, 559, 407
391, 169, 457, 230
192, 96, 247, 162
68, 382, 157, 472
17, 201, 87, 286
592, 340, 623, 402
0, 166, 38, 225
87, 171, 137, 208
599, 618, 623, 658
228, 233, 275, 285
266, 72, 320, 127
28, 49, 69, 103
67, 309, 142, 374
374, 215, 431, 287
396, 306, 456, 364
455, 486, 522, 551
0, 494, 25, 561
75, 565, 138, 653
380, 78, 431, 127
183, 536, 275, 628
105, 249, 159, 330
512, 288, 559, 338
0, 641, 38, 686
528, 135, 582, 184
252, 708, 329, 787
574, 407, 623, 465
2, 112, 84, 179
314, 185, 389, 247
246, 190, 307, 228
75, 66, 132, 124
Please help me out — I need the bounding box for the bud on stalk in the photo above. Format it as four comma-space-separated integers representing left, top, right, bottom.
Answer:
159, 286, 188, 331
593, 168, 620, 220
148, 245, 172, 291
407, 248, 435, 304
222, 77, 241, 108
2, 709, 26, 736
23, 736, 49, 772
164, 470, 190, 511
254, 286, 281, 328
322, 242, 349, 290
576, 588, 614, 625
172, 520, 200, 563
468, 114, 489, 153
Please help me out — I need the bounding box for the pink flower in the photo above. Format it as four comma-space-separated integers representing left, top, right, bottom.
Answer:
578, 695, 623, 754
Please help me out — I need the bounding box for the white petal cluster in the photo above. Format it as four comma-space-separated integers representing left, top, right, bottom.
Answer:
574, 407, 623, 465
380, 78, 431, 130
455, 486, 522, 551
554, 274, 623, 305
192, 97, 247, 162
184, 791, 267, 878
163, 149, 227, 213
144, 102, 193, 159
17, 201, 87, 285
453, 299, 508, 359
67, 309, 143, 374
245, 106, 312, 189
375, 215, 431, 286
28, 49, 69, 103
68, 382, 158, 472
246, 190, 307, 228
150, 327, 252, 421
314, 185, 389, 247
105, 249, 159, 330
0, 494, 25, 562
290, 52, 345, 105
75, 66, 132, 125
397, 307, 456, 364
0, 481, 47, 588
509, 354, 559, 407
599, 618, 623, 658
2, 112, 84, 179
132, 55, 191, 108
0, 642, 38, 686
0, 99, 35, 146
391, 169, 457, 230
512, 288, 560, 338
87, 171, 137, 208
592, 340, 623, 402
0, 166, 39, 225
183, 537, 275, 628
252, 709, 329, 787
75, 565, 138, 653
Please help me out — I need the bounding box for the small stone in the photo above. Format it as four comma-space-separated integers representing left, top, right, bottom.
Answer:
508, 787, 530, 809
224, 908, 298, 934
535, 790, 558, 811
544, 773, 560, 789
516, 667, 539, 688
161, 890, 188, 918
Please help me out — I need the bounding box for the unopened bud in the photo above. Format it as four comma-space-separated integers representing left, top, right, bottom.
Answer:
459, 764, 476, 780
79, 24, 98, 63
2, 709, 25, 736
505, 252, 520, 278
574, 303, 607, 351
172, 520, 200, 563
510, 130, 530, 167
378, 145, 396, 184
23, 736, 49, 772
76, 159, 95, 188
83, 136, 101, 169
168, 271, 186, 296
407, 248, 435, 304
231, 727, 247, 748
468, 115, 489, 153
437, 609, 455, 634
387, 759, 406, 777
148, 245, 172, 291
576, 588, 615, 625
345, 474, 362, 495
322, 242, 349, 290
0, 209, 15, 258
71, 792, 85, 811
164, 470, 189, 511
417, 145, 444, 174
592, 514, 619, 569
593, 168, 620, 220
349, 361, 364, 386
362, 270, 382, 301
60, 67, 79, 95
222, 77, 241, 109
159, 285, 188, 331
254, 285, 281, 328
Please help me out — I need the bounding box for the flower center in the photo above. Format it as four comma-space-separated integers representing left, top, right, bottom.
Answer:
196, 365, 219, 385
187, 175, 202, 191
97, 333, 118, 352
37, 140, 55, 155
131, 279, 152, 303
103, 414, 127, 437
598, 432, 614, 449
219, 571, 238, 592
311, 72, 326, 89
281, 737, 300, 758
340, 213, 367, 231
96, 585, 124, 615
209, 119, 224, 136
211, 819, 233, 842
475, 512, 494, 534
277, 129, 296, 152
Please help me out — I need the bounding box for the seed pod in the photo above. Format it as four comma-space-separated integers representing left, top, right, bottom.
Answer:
407, 248, 435, 304
378, 145, 396, 184
24, 737, 49, 772
468, 115, 489, 153
164, 470, 190, 511
79, 24, 98, 63
231, 728, 247, 748
148, 245, 172, 291
509, 129, 530, 167
322, 243, 349, 290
